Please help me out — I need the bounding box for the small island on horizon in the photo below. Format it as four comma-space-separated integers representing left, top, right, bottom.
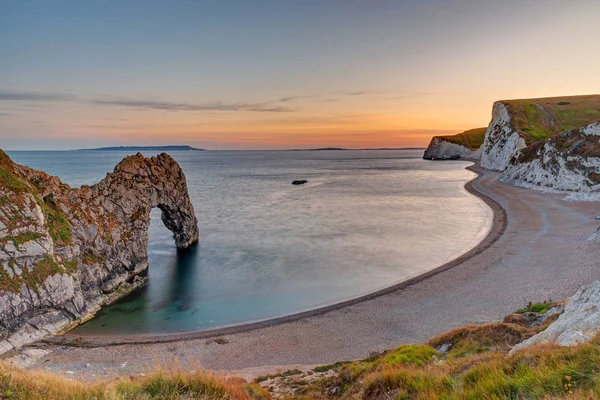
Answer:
74, 145, 206, 152
69, 145, 427, 152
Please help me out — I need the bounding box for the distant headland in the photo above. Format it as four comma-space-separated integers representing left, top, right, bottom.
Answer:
74, 145, 205, 152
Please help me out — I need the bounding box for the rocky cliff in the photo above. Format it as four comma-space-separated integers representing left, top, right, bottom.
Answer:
512, 278, 600, 352
501, 121, 600, 191
480, 102, 528, 171
0, 150, 198, 354
423, 127, 486, 160
480, 95, 600, 172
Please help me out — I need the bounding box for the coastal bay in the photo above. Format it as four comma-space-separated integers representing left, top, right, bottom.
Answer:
29, 165, 600, 379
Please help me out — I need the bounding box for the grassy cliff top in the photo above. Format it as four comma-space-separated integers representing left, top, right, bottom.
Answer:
436, 127, 487, 150
501, 94, 600, 145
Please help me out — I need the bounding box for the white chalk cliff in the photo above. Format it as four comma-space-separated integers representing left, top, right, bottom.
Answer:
501, 121, 600, 191
512, 279, 600, 352
480, 102, 528, 171
423, 137, 481, 160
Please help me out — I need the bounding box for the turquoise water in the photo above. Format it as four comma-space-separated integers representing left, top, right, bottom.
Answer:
7, 150, 492, 335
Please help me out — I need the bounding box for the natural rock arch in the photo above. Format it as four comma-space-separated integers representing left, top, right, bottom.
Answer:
0, 151, 198, 354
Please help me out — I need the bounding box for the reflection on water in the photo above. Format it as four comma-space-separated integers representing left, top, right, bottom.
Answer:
7, 150, 492, 335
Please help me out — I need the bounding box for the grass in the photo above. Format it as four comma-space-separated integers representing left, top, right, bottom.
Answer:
274, 335, 600, 399
0, 232, 43, 247
40, 194, 72, 245
0, 362, 270, 400
256, 369, 303, 383
427, 323, 535, 359
7, 318, 600, 399
516, 302, 558, 315
503, 94, 600, 145
436, 127, 487, 150
0, 150, 73, 246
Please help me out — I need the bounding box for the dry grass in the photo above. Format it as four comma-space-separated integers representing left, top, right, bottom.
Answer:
427, 322, 535, 359
279, 336, 600, 399
0, 361, 270, 400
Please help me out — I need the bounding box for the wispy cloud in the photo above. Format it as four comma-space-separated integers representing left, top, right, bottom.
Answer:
0, 89, 297, 113
388, 92, 452, 100
0, 90, 75, 102
279, 94, 318, 103
90, 98, 295, 112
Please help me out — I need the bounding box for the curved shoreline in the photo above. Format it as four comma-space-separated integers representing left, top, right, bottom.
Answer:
46, 164, 506, 348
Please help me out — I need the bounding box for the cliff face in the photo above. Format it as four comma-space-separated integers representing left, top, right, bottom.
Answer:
479, 95, 600, 172
423, 138, 476, 160
501, 121, 600, 191
480, 102, 528, 171
0, 151, 198, 354
423, 127, 486, 160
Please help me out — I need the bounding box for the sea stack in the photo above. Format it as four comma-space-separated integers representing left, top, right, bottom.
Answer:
0, 150, 198, 354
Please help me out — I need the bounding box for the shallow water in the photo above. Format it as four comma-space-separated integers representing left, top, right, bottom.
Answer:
7, 150, 492, 335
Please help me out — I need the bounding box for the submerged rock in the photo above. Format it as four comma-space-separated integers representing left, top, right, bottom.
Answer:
292, 180, 308, 185
0, 150, 198, 354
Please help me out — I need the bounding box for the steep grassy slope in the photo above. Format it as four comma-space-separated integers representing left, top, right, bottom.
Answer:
503, 94, 600, 145
7, 302, 598, 400
0, 362, 270, 400
436, 127, 487, 150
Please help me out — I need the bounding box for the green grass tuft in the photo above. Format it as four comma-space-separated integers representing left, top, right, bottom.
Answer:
516, 302, 557, 315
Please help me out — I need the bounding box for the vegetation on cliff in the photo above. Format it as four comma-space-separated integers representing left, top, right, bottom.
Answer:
502, 94, 600, 145
434, 127, 487, 151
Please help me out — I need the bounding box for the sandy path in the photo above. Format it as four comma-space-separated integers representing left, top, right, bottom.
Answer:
15, 166, 600, 380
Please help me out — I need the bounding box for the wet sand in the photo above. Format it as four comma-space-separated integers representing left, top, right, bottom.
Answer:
16, 166, 600, 380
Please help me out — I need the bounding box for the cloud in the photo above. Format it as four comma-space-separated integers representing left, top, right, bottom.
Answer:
0, 90, 75, 102
279, 94, 318, 102
0, 89, 296, 113
90, 98, 296, 112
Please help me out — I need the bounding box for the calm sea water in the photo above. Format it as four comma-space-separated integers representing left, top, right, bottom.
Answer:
7, 150, 492, 335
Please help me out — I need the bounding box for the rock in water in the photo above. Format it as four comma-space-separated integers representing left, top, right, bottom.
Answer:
0, 150, 198, 354
292, 180, 308, 185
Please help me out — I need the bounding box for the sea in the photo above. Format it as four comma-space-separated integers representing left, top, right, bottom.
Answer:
7, 149, 492, 335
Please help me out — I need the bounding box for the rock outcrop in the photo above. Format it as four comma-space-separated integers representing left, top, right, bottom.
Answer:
479, 95, 600, 172
0, 150, 198, 354
500, 121, 600, 191
423, 138, 478, 160
512, 279, 600, 353
480, 102, 528, 171
423, 128, 486, 160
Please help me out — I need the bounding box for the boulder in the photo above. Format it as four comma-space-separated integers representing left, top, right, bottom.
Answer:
511, 280, 600, 353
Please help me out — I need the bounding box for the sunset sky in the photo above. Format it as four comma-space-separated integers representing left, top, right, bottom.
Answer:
2, 0, 600, 150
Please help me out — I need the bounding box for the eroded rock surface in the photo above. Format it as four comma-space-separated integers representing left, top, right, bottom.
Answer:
512, 280, 600, 353
0, 150, 198, 354
480, 102, 528, 171
423, 137, 480, 160
501, 121, 600, 191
